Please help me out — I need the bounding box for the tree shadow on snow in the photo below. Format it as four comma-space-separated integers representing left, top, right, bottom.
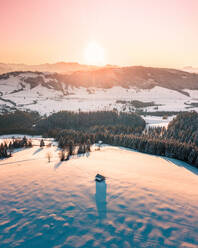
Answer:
164, 157, 198, 176
0, 158, 37, 166
54, 161, 63, 170
118, 145, 198, 176
33, 148, 42, 155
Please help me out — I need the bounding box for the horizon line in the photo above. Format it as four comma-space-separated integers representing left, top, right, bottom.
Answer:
0, 61, 197, 70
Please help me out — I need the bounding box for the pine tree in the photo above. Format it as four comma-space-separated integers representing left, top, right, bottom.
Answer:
40, 139, 45, 147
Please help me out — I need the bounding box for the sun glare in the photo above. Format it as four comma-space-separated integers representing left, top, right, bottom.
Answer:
84, 42, 105, 66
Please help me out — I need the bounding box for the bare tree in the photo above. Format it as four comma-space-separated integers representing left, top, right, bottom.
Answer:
59, 150, 65, 161
46, 151, 52, 163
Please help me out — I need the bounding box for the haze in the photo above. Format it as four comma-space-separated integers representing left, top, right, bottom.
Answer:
1, 0, 198, 68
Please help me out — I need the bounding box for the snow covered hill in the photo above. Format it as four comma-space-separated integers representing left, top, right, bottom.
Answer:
0, 71, 198, 116
1, 144, 198, 247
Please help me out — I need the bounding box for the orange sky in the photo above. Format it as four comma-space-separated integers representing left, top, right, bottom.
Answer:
1, 0, 198, 68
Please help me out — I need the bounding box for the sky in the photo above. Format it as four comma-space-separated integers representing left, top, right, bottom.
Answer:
1, 0, 198, 68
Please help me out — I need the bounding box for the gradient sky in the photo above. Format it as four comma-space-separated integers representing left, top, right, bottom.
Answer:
1, 0, 198, 67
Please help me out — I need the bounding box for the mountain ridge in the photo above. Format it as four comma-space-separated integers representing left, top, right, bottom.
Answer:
0, 62, 99, 74
1, 66, 198, 92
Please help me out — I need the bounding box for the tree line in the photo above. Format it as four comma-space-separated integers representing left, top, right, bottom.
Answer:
37, 110, 146, 134
55, 111, 198, 166
0, 109, 198, 167
0, 136, 32, 159
0, 110, 40, 135
56, 129, 198, 167
141, 112, 198, 146
0, 110, 146, 135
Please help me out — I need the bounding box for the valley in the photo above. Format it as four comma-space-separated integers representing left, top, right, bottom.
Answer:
0, 69, 198, 126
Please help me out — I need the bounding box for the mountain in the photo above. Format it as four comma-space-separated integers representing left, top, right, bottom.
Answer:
0, 67, 198, 115
182, 66, 198, 74
0, 62, 98, 74
63, 66, 198, 92
1, 66, 198, 91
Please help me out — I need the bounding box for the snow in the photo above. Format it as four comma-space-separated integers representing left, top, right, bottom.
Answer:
1, 73, 198, 115
2, 84, 197, 116
184, 89, 198, 99
0, 143, 198, 247
19, 72, 41, 78
0, 134, 42, 140
144, 115, 175, 128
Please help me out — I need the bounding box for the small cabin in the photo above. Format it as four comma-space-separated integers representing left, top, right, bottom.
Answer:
95, 174, 105, 182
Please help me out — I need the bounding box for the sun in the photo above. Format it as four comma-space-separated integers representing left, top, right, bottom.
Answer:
84, 42, 105, 66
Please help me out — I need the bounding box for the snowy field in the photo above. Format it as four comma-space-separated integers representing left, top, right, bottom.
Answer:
0, 73, 198, 115
0, 143, 198, 247
144, 116, 175, 128
5, 86, 198, 115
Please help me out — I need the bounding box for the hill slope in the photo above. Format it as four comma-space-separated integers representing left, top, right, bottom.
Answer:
0, 68, 198, 115
64, 66, 198, 92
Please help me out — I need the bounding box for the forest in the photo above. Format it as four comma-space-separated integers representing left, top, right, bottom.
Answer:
53, 111, 198, 167
0, 110, 40, 135
116, 100, 159, 108
36, 110, 146, 133
0, 110, 146, 135
0, 110, 197, 167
